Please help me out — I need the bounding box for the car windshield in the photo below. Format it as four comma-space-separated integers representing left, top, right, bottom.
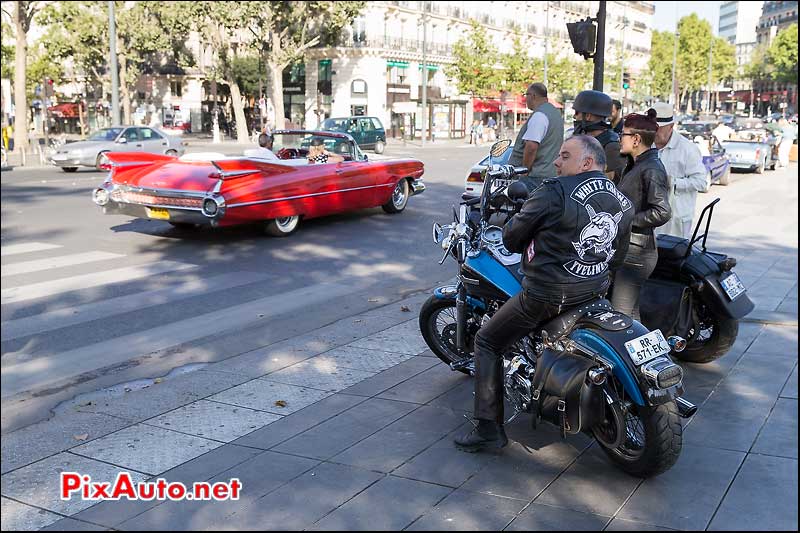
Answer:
272, 133, 355, 159
87, 128, 124, 141
321, 119, 350, 132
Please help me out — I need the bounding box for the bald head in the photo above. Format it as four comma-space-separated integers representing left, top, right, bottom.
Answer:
554, 135, 606, 176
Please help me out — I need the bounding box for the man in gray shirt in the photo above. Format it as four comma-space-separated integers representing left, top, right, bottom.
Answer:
508, 83, 564, 192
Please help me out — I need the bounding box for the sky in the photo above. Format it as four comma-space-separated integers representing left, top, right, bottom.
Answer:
651, 0, 722, 34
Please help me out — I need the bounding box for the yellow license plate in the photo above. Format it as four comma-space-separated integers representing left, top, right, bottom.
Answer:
146, 207, 170, 220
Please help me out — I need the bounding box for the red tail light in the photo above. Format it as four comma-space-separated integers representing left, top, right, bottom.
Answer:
755, 149, 761, 158
99, 162, 113, 171
467, 171, 484, 183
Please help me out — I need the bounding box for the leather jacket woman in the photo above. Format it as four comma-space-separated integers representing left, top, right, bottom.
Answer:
617, 148, 671, 249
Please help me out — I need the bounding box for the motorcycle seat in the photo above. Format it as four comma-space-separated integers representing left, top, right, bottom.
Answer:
656, 234, 690, 261
540, 298, 617, 340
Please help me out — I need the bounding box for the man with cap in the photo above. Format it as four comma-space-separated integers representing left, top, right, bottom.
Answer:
652, 102, 707, 238
571, 90, 627, 182
508, 82, 565, 192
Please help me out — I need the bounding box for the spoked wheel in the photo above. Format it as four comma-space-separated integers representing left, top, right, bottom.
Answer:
382, 179, 409, 213
264, 215, 300, 237
419, 295, 479, 373
598, 400, 682, 478
673, 304, 738, 364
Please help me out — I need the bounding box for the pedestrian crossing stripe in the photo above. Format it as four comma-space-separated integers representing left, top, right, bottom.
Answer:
0, 242, 63, 257
1, 251, 125, 278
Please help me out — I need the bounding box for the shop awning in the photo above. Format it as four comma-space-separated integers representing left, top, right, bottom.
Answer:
472, 95, 563, 113
48, 102, 82, 118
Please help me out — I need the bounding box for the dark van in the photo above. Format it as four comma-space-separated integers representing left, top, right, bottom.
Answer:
321, 116, 387, 154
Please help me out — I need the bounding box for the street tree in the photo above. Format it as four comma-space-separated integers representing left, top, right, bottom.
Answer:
645, 30, 675, 101
501, 33, 541, 96
676, 14, 715, 113
243, 1, 366, 131
767, 23, 798, 84
1, 19, 13, 80
3, 0, 42, 154
445, 19, 500, 97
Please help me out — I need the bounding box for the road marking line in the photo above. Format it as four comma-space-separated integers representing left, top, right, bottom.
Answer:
1, 261, 196, 305
1, 242, 63, 257
2, 251, 125, 278
1, 280, 355, 399
1, 271, 270, 341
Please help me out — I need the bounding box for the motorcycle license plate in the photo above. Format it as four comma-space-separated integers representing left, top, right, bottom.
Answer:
146, 207, 170, 220
624, 329, 670, 366
720, 272, 746, 300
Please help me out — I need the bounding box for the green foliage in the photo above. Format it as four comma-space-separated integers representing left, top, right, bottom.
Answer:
547, 54, 593, 100
1, 20, 13, 79
500, 33, 541, 96
445, 19, 500, 97
677, 14, 713, 92
37, 1, 107, 82
26, 44, 63, 101
767, 23, 798, 83
711, 36, 737, 86
743, 44, 771, 82
230, 56, 263, 97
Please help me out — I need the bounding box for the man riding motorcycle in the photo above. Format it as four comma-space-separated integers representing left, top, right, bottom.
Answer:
454, 135, 634, 452
572, 90, 627, 182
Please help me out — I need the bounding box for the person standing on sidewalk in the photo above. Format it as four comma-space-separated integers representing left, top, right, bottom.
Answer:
652, 102, 707, 239
610, 109, 672, 320
454, 135, 633, 452
777, 117, 796, 168
572, 90, 626, 182
508, 82, 564, 192
611, 99, 624, 135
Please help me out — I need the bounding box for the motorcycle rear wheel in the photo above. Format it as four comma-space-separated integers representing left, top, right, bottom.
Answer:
673, 314, 738, 364
419, 295, 479, 373
599, 401, 682, 478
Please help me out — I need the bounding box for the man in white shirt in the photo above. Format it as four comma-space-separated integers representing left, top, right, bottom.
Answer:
243, 133, 279, 161
711, 121, 733, 142
652, 102, 707, 238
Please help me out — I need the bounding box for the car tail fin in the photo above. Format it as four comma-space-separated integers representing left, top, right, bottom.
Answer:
99, 151, 173, 171
210, 159, 292, 179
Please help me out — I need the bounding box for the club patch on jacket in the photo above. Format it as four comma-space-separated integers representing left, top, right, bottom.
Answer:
563, 178, 632, 279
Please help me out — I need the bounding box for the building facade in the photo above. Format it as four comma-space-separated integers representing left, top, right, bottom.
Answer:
300, 1, 654, 140
719, 1, 764, 94
756, 0, 798, 44
754, 0, 798, 115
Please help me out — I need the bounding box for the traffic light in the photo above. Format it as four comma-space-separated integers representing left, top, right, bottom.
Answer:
622, 71, 631, 90
567, 18, 597, 60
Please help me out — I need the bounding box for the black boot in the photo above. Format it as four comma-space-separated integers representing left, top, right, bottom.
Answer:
454, 419, 508, 452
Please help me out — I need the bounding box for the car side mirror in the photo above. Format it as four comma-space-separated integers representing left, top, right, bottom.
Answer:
117, 137, 128, 144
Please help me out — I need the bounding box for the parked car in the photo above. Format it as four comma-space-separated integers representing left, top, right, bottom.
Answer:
321, 116, 387, 154
464, 147, 512, 198
50, 126, 185, 172
693, 136, 731, 188
92, 130, 425, 237
721, 128, 777, 173
677, 121, 717, 141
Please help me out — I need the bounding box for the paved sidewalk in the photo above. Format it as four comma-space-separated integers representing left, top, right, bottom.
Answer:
1, 166, 797, 531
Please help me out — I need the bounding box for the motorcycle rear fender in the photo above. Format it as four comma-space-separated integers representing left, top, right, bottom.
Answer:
682, 252, 755, 320
570, 324, 652, 407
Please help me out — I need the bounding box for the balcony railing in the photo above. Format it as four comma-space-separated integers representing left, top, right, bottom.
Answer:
327, 35, 453, 56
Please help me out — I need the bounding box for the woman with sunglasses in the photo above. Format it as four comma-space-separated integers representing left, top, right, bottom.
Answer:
610, 108, 672, 319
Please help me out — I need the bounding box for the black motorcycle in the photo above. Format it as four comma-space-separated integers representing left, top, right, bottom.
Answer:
639, 199, 755, 363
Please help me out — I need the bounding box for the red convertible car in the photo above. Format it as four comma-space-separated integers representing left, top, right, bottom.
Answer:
92, 130, 425, 236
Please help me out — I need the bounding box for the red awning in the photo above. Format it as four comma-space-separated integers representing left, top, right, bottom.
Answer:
48, 103, 82, 118
472, 95, 563, 113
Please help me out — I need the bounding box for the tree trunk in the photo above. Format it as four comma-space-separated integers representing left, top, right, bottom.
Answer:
13, 3, 28, 154
228, 80, 249, 141
119, 51, 131, 125
268, 61, 284, 130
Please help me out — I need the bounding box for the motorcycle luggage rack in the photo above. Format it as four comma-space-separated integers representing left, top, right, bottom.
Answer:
685, 198, 720, 259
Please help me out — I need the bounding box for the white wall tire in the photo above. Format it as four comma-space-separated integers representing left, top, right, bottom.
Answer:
265, 215, 300, 237
382, 179, 409, 214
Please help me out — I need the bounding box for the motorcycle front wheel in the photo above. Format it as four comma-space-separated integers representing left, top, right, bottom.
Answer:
598, 401, 682, 478
419, 295, 480, 373
674, 310, 739, 364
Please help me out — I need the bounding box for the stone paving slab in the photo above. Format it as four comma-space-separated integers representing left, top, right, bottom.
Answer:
115, 451, 321, 531
307, 475, 451, 531
349, 319, 430, 355
1, 453, 148, 517
1, 498, 64, 532
271, 397, 417, 460
339, 356, 439, 397
376, 362, 471, 404
505, 502, 610, 531
405, 488, 527, 530
143, 400, 282, 442
708, 453, 798, 531
616, 444, 745, 530
747, 324, 799, 357
207, 378, 333, 415
260, 357, 377, 392
39, 517, 108, 531
223, 462, 383, 530
781, 365, 798, 399
1, 411, 134, 475
70, 425, 222, 476
64, 444, 263, 529
604, 517, 678, 531
752, 397, 798, 459
312, 345, 415, 374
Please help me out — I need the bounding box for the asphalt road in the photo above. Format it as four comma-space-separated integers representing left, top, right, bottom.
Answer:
1, 141, 489, 430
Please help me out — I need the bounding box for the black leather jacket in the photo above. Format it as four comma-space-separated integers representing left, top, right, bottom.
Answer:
595, 128, 627, 181
503, 170, 635, 305
617, 148, 672, 249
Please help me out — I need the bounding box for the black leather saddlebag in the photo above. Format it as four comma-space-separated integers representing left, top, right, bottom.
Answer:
529, 348, 605, 438
640, 278, 693, 338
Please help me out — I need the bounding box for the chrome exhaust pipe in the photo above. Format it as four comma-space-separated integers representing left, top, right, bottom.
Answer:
674, 397, 697, 418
